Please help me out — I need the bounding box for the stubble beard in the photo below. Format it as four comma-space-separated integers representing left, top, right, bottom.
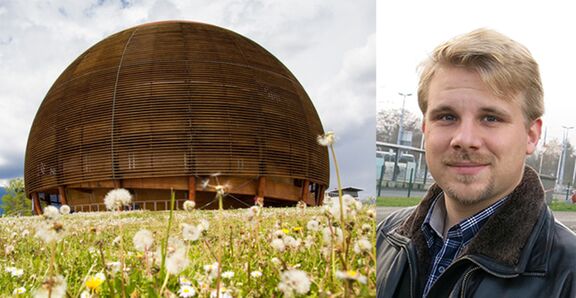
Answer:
442, 173, 496, 206
440, 151, 496, 206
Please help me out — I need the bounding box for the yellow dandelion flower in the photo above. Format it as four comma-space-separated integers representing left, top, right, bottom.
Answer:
292, 227, 303, 232
282, 228, 290, 234
85, 272, 105, 290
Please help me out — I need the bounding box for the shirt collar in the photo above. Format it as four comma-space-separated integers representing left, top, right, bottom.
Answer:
422, 193, 510, 248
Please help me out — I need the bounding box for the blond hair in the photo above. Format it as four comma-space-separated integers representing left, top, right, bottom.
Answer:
418, 28, 544, 123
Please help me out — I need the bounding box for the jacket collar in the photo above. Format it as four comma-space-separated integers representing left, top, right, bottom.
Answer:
395, 166, 547, 274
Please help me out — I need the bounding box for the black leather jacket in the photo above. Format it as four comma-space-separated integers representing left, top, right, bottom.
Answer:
377, 167, 576, 298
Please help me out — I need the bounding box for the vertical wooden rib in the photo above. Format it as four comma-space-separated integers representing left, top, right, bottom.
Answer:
58, 186, 68, 205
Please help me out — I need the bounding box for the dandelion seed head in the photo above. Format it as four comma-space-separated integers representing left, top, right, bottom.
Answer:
112, 235, 122, 246
322, 226, 344, 246
201, 179, 210, 190
43, 206, 60, 220
271, 257, 282, 266
203, 262, 219, 280
210, 287, 232, 298
283, 236, 301, 250
34, 222, 64, 244
366, 208, 376, 219
182, 223, 201, 242
133, 229, 154, 251
59, 205, 71, 215
183, 200, 196, 211
361, 223, 372, 234
271, 238, 286, 252
198, 219, 210, 232
317, 131, 335, 146
296, 200, 307, 209
306, 219, 320, 232
79, 291, 91, 298
166, 249, 189, 275
4, 244, 14, 255
272, 230, 285, 239
278, 269, 311, 297
250, 271, 262, 278
353, 238, 372, 254
33, 274, 67, 298
104, 188, 132, 211
246, 205, 260, 220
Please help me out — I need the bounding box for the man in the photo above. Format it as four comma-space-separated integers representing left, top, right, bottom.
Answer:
377, 29, 576, 297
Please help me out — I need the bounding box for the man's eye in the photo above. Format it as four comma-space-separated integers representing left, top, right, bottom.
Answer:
439, 114, 456, 121
483, 115, 499, 122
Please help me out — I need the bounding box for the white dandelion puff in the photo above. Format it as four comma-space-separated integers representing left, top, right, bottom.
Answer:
353, 238, 372, 254
35, 222, 65, 244
198, 219, 210, 232
182, 223, 201, 242
317, 131, 335, 146
278, 269, 311, 297
43, 206, 60, 220
271, 238, 286, 252
183, 200, 196, 211
250, 271, 262, 278
59, 205, 71, 215
133, 229, 154, 252
306, 219, 320, 232
33, 274, 67, 298
203, 262, 219, 281
322, 226, 344, 246
104, 188, 132, 211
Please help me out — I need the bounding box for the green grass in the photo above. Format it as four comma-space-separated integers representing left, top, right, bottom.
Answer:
0, 204, 376, 297
550, 200, 576, 212
376, 197, 421, 207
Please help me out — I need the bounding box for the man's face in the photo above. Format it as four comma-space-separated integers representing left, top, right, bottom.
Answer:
423, 66, 541, 207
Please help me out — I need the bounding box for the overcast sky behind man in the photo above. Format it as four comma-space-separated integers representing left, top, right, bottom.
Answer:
378, 1, 576, 149
0, 0, 376, 195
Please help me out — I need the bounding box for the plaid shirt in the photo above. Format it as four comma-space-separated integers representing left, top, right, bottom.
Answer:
421, 193, 509, 297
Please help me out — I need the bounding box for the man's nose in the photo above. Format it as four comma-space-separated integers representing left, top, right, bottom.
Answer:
449, 119, 482, 150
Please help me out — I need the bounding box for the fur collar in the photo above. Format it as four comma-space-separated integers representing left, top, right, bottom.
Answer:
395, 166, 545, 271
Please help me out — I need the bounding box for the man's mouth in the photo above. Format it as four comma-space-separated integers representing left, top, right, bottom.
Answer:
445, 162, 489, 175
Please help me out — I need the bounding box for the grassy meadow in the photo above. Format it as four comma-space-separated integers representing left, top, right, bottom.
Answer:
0, 201, 376, 297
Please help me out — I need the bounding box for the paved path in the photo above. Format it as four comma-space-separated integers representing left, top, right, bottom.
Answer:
377, 207, 576, 232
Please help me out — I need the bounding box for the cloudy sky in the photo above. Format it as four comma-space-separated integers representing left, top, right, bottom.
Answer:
0, 0, 376, 195
378, 1, 576, 150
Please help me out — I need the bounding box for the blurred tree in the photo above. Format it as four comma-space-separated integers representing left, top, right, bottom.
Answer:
1, 178, 31, 216
527, 138, 576, 183
377, 108, 423, 146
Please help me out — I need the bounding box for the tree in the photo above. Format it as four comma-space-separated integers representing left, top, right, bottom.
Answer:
527, 138, 576, 184
377, 108, 423, 146
0, 178, 32, 216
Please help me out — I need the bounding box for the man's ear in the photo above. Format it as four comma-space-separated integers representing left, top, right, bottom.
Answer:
526, 118, 542, 155
421, 118, 427, 133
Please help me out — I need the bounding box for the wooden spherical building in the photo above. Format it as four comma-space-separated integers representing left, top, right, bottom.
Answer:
24, 21, 329, 214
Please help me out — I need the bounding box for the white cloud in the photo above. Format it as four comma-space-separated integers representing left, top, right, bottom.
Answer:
0, 0, 376, 195
316, 33, 375, 134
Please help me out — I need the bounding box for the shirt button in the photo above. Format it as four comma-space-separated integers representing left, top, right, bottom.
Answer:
438, 266, 445, 273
